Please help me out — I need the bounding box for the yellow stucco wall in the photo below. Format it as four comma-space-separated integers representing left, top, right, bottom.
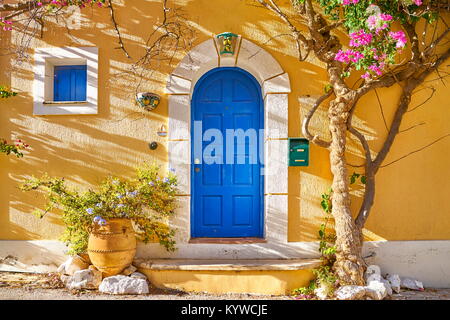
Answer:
0, 0, 449, 242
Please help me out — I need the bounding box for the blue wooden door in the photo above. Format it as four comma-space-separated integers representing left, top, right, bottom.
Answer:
191, 67, 264, 238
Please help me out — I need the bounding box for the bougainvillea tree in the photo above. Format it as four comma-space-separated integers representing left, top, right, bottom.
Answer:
257, 0, 449, 285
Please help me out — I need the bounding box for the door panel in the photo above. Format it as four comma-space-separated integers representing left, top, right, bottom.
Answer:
191, 67, 264, 238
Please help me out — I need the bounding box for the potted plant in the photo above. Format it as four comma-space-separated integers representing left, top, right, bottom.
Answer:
20, 163, 178, 276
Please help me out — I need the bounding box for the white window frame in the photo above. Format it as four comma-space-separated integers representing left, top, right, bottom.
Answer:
33, 47, 98, 115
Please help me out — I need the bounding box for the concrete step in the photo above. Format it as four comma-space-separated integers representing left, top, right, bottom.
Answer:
134, 258, 322, 295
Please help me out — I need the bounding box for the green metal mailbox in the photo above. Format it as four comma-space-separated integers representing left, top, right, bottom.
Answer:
288, 138, 309, 166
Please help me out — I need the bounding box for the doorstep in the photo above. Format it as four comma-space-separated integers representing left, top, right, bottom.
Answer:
134, 258, 322, 295
134, 258, 322, 271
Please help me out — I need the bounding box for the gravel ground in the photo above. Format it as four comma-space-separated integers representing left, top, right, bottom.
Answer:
0, 287, 292, 300
0, 272, 449, 300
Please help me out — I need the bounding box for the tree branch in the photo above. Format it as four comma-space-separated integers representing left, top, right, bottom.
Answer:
380, 134, 450, 168
0, 1, 37, 12
255, 0, 311, 61
107, 0, 131, 59
301, 91, 332, 148
374, 88, 389, 133
407, 86, 437, 112
398, 121, 426, 133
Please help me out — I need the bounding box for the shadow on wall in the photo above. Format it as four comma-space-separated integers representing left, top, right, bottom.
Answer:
4, 0, 442, 243
1, 1, 178, 239
0, 0, 343, 241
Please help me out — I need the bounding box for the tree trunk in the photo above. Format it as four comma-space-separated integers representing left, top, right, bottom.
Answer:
328, 98, 365, 285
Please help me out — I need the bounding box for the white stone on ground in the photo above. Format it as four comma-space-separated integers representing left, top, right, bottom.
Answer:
130, 272, 147, 280
99, 275, 149, 295
366, 273, 382, 283
364, 265, 381, 281
401, 278, 424, 291
381, 278, 393, 296
121, 265, 137, 276
314, 286, 330, 300
386, 274, 401, 293
365, 280, 389, 300
65, 269, 102, 290
335, 286, 366, 300
57, 256, 89, 276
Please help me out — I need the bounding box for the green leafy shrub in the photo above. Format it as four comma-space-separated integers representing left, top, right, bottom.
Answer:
293, 187, 338, 299
292, 280, 317, 300
20, 162, 179, 255
319, 188, 337, 264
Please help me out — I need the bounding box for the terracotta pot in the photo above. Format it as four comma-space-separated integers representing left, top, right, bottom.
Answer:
87, 218, 136, 277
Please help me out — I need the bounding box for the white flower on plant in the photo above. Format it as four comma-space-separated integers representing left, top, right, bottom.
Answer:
365, 4, 381, 16
126, 191, 138, 197
86, 208, 94, 215
93, 216, 107, 226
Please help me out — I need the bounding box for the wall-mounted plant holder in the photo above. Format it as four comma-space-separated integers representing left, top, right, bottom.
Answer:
157, 124, 167, 137
136, 92, 160, 111
216, 32, 239, 56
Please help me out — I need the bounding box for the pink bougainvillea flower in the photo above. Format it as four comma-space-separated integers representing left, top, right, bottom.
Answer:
349, 29, 373, 47
367, 12, 392, 32
389, 30, 407, 48
361, 72, 371, 79
334, 49, 364, 64
413, 0, 423, 5
342, 0, 359, 5
367, 15, 378, 30
368, 64, 383, 76
380, 13, 393, 21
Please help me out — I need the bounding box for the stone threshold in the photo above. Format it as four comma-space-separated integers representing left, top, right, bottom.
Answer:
134, 258, 323, 271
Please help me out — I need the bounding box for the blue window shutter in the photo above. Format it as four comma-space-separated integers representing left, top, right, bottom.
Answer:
74, 66, 87, 101
54, 67, 71, 101
54, 65, 87, 101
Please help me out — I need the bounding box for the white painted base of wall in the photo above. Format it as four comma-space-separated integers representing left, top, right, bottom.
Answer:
0, 240, 67, 273
362, 241, 450, 288
1, 240, 449, 288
